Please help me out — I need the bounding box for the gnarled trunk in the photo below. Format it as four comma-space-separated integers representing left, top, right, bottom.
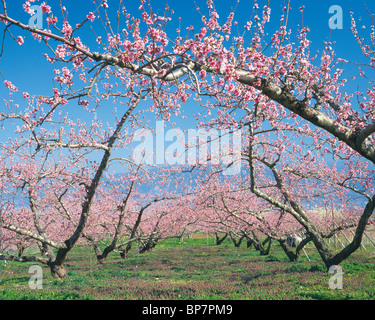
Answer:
229, 232, 244, 247
279, 235, 312, 262
245, 232, 272, 256
214, 232, 228, 245
325, 195, 375, 268
49, 262, 68, 280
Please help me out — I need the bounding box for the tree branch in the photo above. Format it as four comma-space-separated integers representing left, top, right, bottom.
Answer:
2, 224, 66, 249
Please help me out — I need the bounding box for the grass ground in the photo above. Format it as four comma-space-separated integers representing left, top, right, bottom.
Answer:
0, 236, 375, 300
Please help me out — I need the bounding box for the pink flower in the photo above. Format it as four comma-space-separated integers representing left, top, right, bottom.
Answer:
41, 2, 51, 14
60, 98, 68, 105
17, 36, 24, 45
79, 100, 89, 107
52, 88, 60, 97
47, 16, 58, 25
23, 92, 30, 99
31, 32, 42, 42
22, 2, 35, 15
4, 80, 17, 91
62, 21, 73, 37
86, 12, 96, 22
43, 53, 54, 63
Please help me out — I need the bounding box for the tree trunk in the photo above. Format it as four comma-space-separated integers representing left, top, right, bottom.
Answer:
245, 232, 271, 255
215, 232, 228, 245
325, 195, 375, 268
17, 244, 24, 257
279, 240, 299, 262
229, 232, 244, 247
246, 238, 252, 249
300, 224, 335, 267
93, 244, 106, 264
279, 236, 312, 262
47, 247, 70, 280
260, 237, 272, 256
48, 261, 68, 280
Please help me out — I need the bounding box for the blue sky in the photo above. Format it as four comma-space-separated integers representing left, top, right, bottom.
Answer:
0, 0, 375, 171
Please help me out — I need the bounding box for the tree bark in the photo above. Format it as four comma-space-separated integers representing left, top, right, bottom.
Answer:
279, 236, 311, 262
48, 261, 68, 281
214, 232, 228, 245
325, 195, 375, 268
245, 233, 272, 255
229, 232, 244, 247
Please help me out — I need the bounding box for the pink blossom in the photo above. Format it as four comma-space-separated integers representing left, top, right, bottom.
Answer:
31, 32, 42, 42
41, 2, 51, 14
87, 12, 96, 22
43, 53, 54, 63
22, 2, 35, 15
52, 88, 59, 97
55, 44, 67, 59
79, 100, 89, 107
17, 36, 24, 45
4, 80, 17, 91
62, 21, 73, 37
60, 98, 68, 105
47, 16, 58, 25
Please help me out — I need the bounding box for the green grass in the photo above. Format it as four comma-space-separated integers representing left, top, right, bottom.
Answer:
0, 237, 374, 300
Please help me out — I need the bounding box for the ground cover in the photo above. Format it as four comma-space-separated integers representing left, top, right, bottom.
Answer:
0, 237, 374, 300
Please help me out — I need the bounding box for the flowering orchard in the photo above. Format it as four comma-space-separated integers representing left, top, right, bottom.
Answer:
0, 0, 374, 280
